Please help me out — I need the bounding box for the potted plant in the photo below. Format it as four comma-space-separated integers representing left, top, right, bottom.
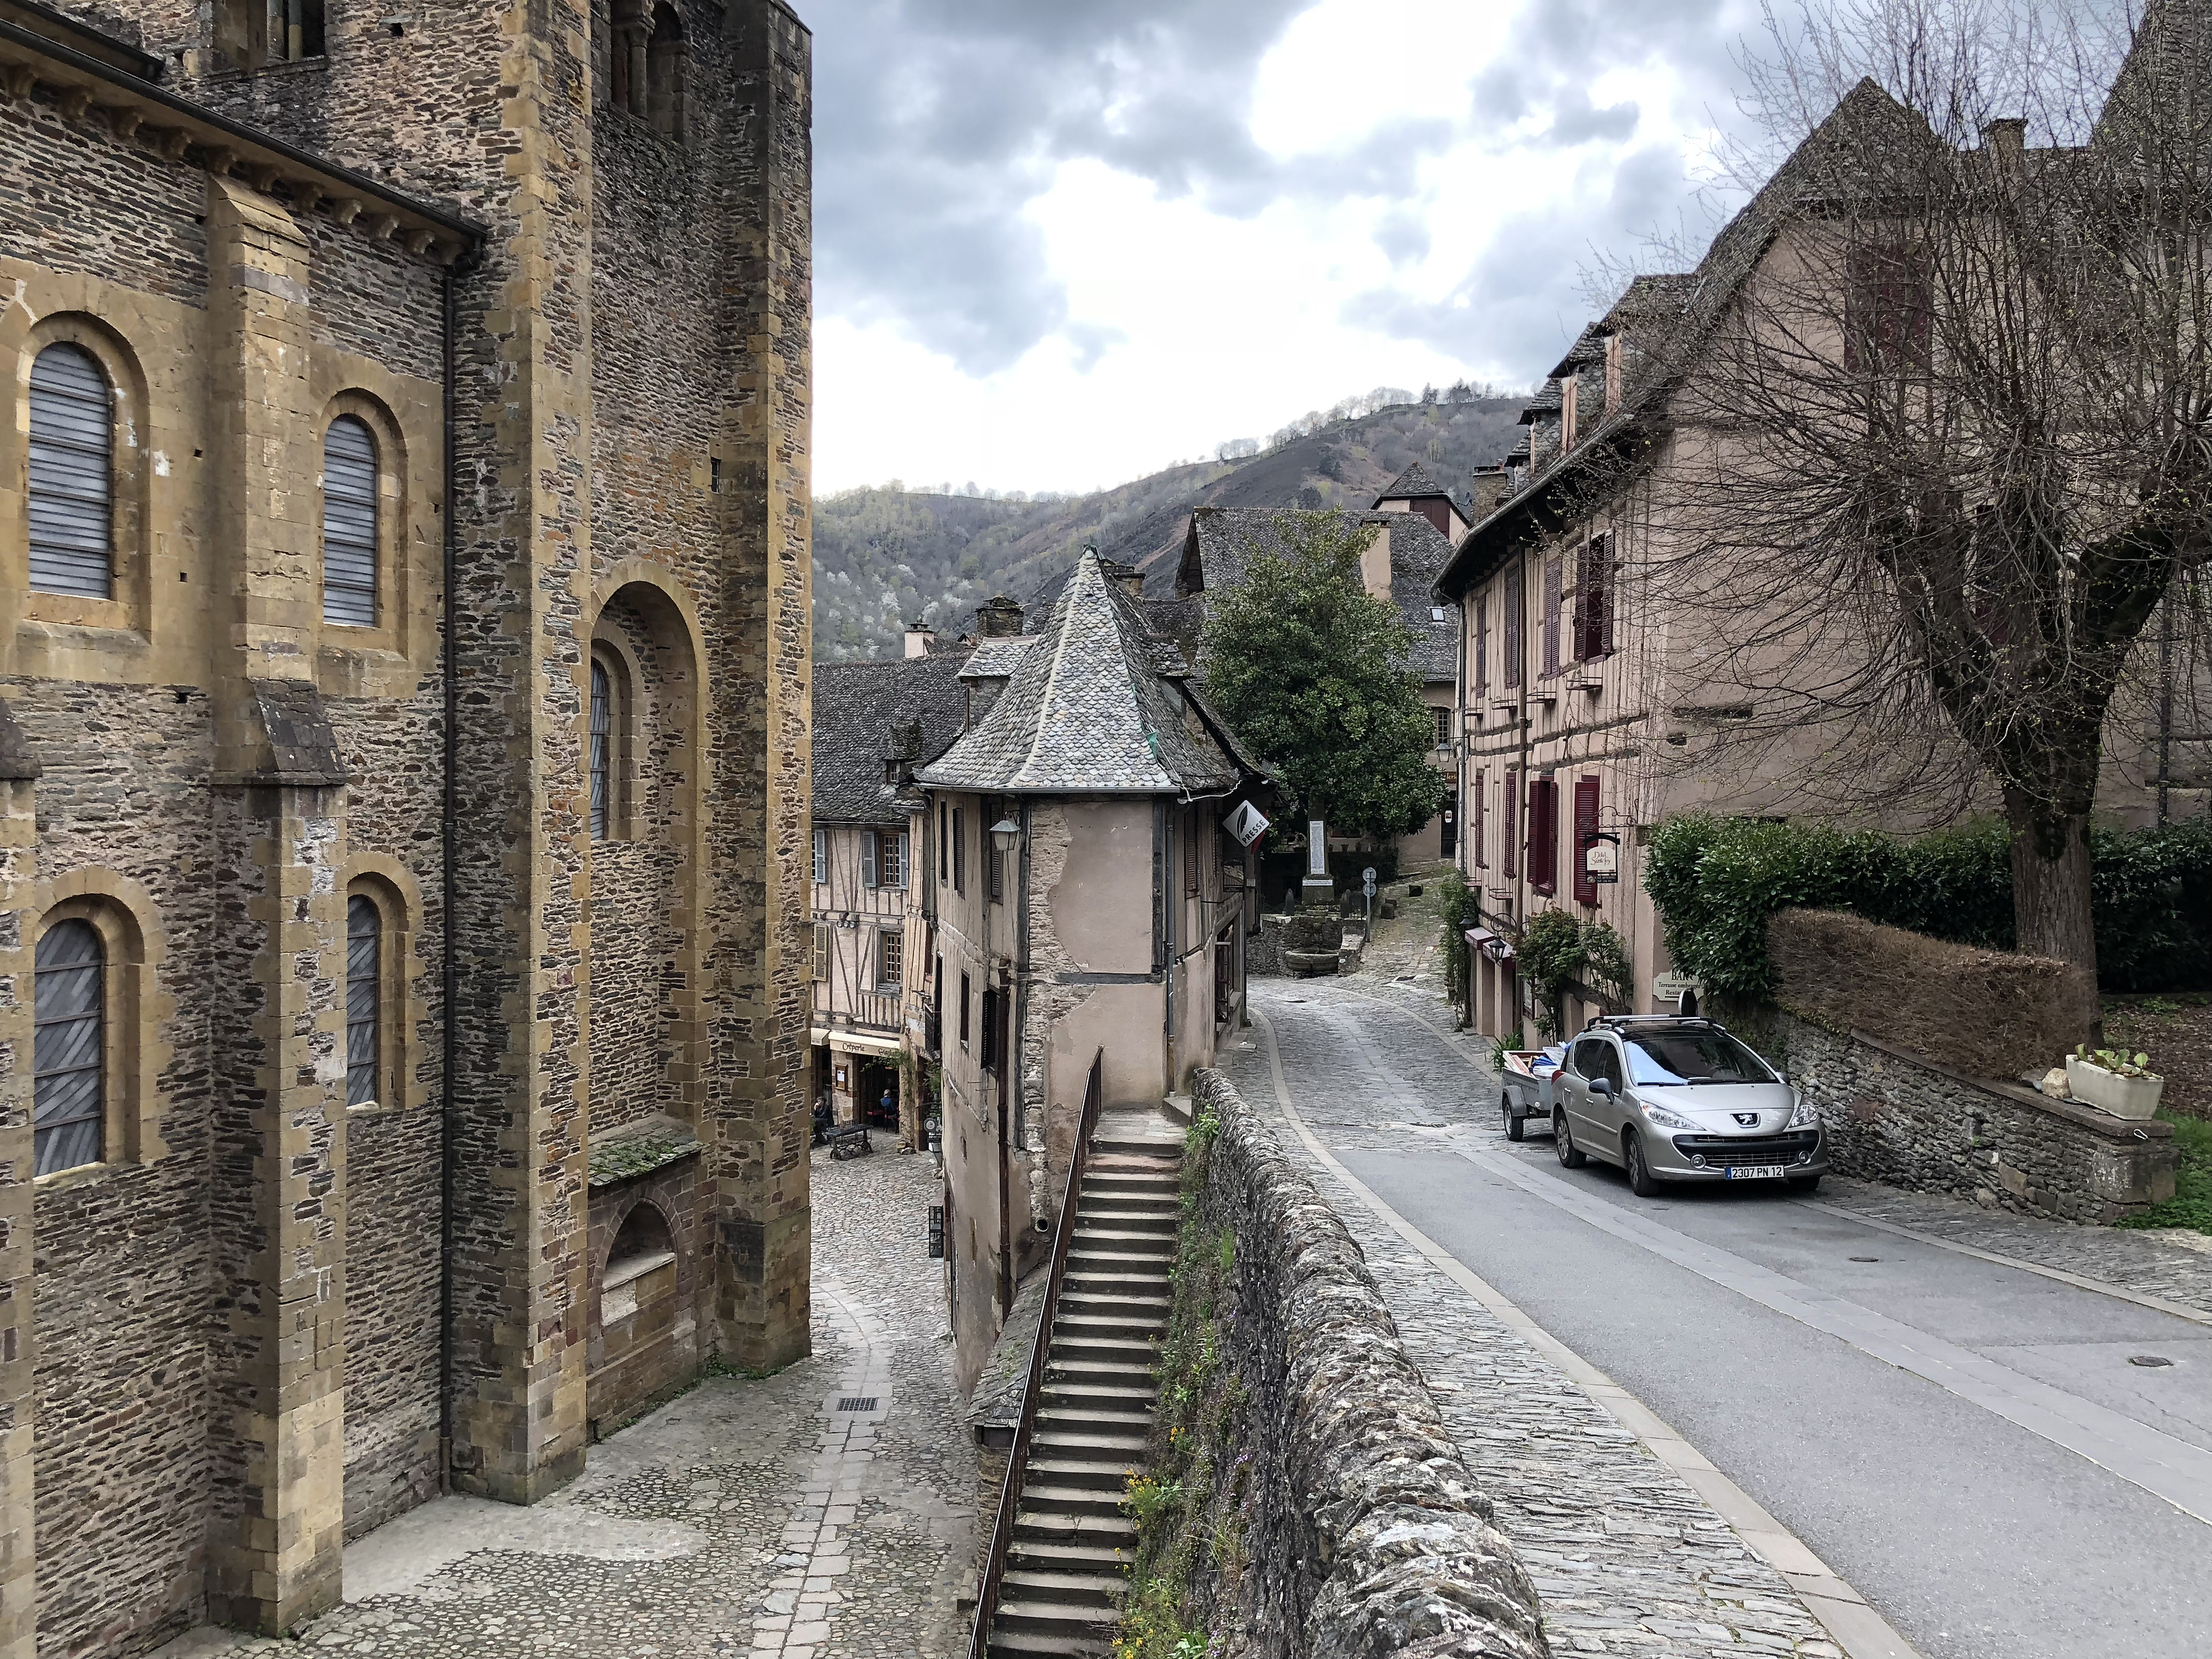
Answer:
2064, 1045, 2164, 1119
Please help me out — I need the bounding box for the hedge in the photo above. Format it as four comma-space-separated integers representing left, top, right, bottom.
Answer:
1646, 815, 2212, 998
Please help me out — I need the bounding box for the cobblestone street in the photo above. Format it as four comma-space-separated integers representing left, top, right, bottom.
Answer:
160, 1146, 969, 1659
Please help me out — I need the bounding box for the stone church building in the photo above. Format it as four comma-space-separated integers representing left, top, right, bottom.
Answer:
0, 1, 813, 1653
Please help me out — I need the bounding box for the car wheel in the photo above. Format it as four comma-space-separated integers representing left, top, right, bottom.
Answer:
1504, 1095, 1526, 1142
1554, 1109, 1587, 1168
1625, 1131, 1665, 1197
1789, 1173, 1823, 1192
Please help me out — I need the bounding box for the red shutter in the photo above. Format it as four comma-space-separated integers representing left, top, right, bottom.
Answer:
1573, 774, 1601, 906
1597, 534, 1614, 656
1473, 770, 1486, 869
1503, 768, 1519, 878
1528, 778, 1558, 894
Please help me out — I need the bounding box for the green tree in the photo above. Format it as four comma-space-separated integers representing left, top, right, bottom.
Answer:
1201, 513, 1446, 838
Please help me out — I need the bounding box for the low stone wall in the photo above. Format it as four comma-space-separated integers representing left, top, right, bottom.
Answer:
1173, 1070, 1547, 1659
1781, 1014, 2176, 1224
1251, 915, 1287, 978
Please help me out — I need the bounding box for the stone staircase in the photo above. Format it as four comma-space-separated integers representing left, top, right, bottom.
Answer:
984, 1112, 1186, 1658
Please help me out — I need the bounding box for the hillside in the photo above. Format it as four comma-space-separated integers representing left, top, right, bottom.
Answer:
812, 393, 1524, 660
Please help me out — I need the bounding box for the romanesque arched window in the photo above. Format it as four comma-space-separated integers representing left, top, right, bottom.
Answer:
34, 918, 105, 1175
648, 4, 687, 139
27, 343, 114, 599
590, 658, 613, 841
346, 894, 382, 1107
322, 415, 379, 625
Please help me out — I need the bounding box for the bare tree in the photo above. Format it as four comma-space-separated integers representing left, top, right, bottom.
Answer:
1612, 0, 2212, 975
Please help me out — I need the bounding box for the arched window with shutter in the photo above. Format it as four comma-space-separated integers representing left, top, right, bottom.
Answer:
35, 918, 105, 1175
590, 659, 612, 841
27, 343, 114, 599
346, 895, 382, 1107
322, 415, 379, 626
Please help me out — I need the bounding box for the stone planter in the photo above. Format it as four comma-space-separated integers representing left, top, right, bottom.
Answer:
2065, 1056, 2165, 1119
1284, 949, 1339, 979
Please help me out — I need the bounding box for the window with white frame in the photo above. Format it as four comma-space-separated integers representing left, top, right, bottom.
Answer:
880, 830, 907, 889
812, 827, 828, 884
877, 928, 904, 991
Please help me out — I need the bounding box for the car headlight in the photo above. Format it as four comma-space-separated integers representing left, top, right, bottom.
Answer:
1642, 1102, 1697, 1132
1788, 1094, 1818, 1129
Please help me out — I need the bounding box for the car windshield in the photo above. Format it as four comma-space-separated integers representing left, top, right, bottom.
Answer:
1623, 1029, 1776, 1086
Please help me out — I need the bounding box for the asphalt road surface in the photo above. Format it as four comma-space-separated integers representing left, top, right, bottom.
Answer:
1255, 982, 2212, 1659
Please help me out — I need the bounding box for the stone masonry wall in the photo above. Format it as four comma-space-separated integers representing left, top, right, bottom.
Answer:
1781, 1014, 2176, 1224
1183, 1069, 1548, 1659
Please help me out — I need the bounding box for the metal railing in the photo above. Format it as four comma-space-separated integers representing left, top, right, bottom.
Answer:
968, 1047, 1107, 1659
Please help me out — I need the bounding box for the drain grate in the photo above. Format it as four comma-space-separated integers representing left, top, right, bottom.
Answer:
835, 1396, 879, 1413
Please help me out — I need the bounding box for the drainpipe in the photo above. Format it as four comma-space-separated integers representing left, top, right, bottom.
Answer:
1012, 796, 1034, 1235
437, 242, 483, 1492
2158, 592, 2173, 826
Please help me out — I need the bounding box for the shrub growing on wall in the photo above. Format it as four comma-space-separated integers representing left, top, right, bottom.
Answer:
1647, 815, 2212, 998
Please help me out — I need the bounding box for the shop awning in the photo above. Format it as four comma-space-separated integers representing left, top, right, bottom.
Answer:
809, 1027, 906, 1057
1465, 927, 1515, 963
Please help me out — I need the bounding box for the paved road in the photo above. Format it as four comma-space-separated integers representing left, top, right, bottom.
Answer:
1244, 978, 2212, 1659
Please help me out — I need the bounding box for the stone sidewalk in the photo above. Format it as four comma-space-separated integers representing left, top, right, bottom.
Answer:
160, 1146, 971, 1659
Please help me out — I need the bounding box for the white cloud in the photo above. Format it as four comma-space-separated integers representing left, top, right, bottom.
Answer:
812, 0, 1761, 495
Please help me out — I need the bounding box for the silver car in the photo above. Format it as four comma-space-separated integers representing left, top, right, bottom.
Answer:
1551, 1016, 1827, 1196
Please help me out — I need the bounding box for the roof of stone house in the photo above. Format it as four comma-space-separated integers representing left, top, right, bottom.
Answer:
1376, 461, 1452, 502
1177, 506, 1457, 684
1140, 596, 1208, 666
1548, 324, 1608, 378
916, 550, 1249, 796
812, 653, 971, 823
957, 638, 1036, 680
1436, 76, 1931, 601
587, 1114, 700, 1189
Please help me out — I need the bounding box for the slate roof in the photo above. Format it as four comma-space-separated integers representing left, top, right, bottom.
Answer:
812, 653, 971, 823
1377, 461, 1452, 501
917, 550, 1248, 796
958, 638, 1035, 680
1179, 507, 1457, 684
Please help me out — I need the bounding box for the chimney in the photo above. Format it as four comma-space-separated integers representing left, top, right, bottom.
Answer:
1100, 558, 1145, 601
902, 621, 936, 659
1360, 524, 1392, 602
1983, 117, 2026, 176
976, 595, 1025, 639
1470, 463, 1511, 521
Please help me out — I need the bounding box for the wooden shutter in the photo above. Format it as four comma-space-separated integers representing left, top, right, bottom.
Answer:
1503, 567, 1524, 688
1529, 778, 1558, 894
1572, 775, 1601, 906
27, 344, 113, 599
1596, 534, 1615, 655
1473, 770, 1486, 869
1503, 768, 1519, 878
1541, 556, 1562, 677
862, 830, 879, 889
1474, 592, 1488, 695
322, 416, 379, 625
812, 923, 830, 982
812, 827, 827, 884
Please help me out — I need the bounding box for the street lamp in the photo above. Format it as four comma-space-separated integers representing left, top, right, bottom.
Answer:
989, 818, 1021, 861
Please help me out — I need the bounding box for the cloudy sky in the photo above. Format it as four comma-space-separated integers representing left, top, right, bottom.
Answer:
806, 0, 1769, 495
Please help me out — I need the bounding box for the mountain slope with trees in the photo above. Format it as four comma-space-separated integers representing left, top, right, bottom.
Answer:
813, 388, 1524, 660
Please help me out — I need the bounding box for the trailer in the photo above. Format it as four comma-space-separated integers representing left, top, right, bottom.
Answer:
1499, 1047, 1566, 1142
